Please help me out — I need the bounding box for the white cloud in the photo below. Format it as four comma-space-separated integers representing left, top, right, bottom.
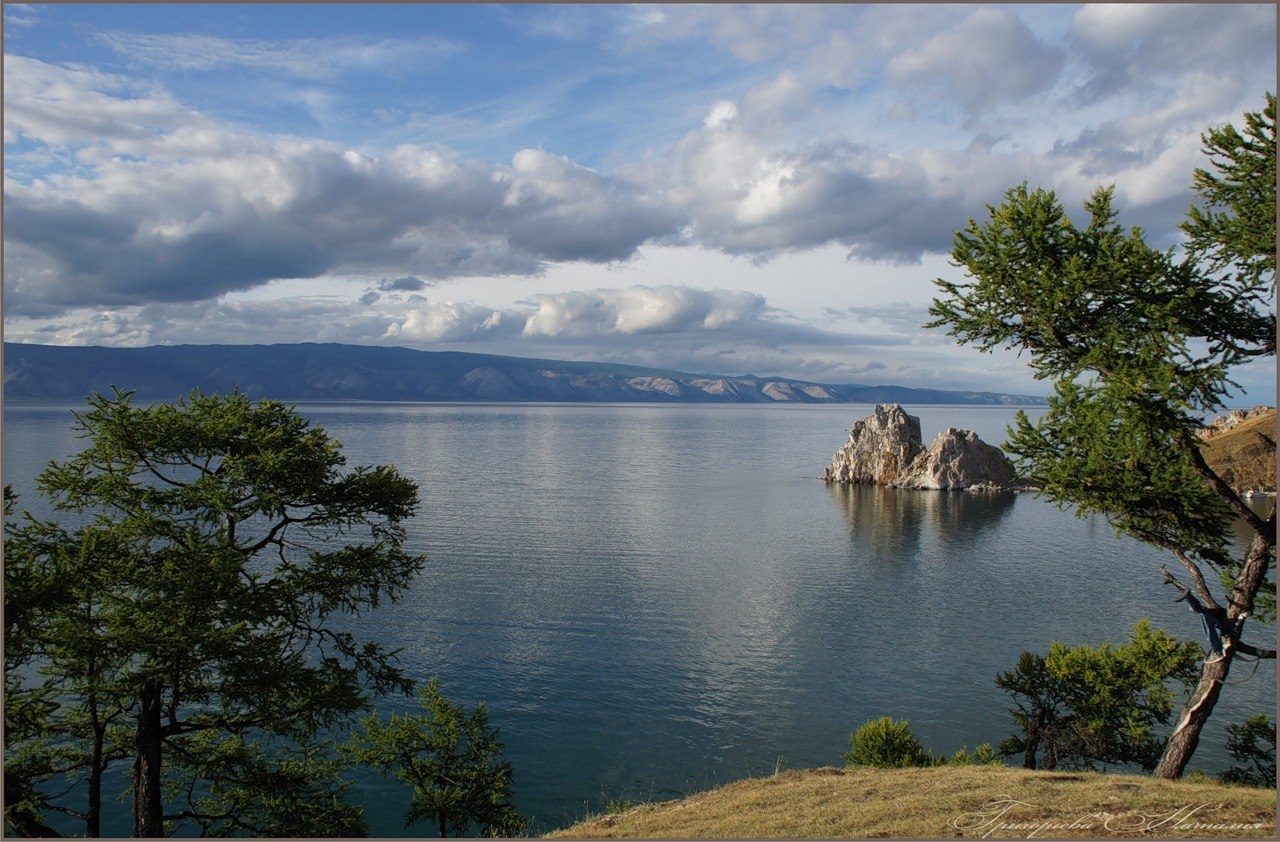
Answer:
887, 7, 1065, 119
392, 301, 512, 343
2, 55, 201, 149
388, 286, 769, 344
522, 286, 766, 338
3, 4, 1275, 401
4, 3, 41, 29
2, 59, 685, 317
1068, 4, 1275, 105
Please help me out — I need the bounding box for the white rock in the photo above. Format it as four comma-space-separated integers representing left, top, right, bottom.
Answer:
822, 404, 1017, 490
897, 427, 1016, 490
1197, 405, 1276, 439
822, 403, 924, 485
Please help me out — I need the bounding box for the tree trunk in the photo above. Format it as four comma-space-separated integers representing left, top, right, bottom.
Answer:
1022, 715, 1042, 769
132, 681, 165, 838
1156, 529, 1274, 778
88, 726, 103, 838
1155, 648, 1233, 778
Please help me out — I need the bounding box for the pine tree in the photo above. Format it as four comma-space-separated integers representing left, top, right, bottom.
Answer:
929, 93, 1275, 778
4, 389, 425, 835
347, 678, 526, 837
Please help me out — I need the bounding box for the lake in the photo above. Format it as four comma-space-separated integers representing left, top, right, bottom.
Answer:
3, 401, 1274, 836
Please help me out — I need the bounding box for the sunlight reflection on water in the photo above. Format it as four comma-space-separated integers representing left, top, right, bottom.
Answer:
5, 402, 1273, 836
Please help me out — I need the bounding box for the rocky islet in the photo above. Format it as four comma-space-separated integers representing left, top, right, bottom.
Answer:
821, 403, 1020, 491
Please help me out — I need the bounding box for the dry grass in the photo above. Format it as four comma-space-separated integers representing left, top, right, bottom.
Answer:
544, 765, 1276, 839
1199, 410, 1276, 493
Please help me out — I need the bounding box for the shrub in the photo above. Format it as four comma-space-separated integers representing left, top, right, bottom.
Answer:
1220, 713, 1276, 788
949, 743, 1002, 766
844, 717, 934, 768
995, 620, 1201, 772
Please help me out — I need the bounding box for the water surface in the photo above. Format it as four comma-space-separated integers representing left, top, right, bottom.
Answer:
4, 402, 1273, 835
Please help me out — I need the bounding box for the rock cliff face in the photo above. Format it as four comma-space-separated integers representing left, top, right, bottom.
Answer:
822, 403, 924, 485
822, 404, 1018, 491
1197, 406, 1275, 440
896, 427, 1016, 490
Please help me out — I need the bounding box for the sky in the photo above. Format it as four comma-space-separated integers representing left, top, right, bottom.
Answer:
3, 3, 1276, 401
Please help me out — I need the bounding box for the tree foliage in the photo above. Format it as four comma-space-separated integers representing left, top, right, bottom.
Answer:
928, 93, 1276, 778
1181, 92, 1277, 333
1219, 713, 1276, 788
995, 621, 1201, 772
346, 677, 525, 837
4, 388, 426, 836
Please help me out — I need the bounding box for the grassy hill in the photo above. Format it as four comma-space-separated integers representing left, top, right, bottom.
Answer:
1199, 409, 1276, 494
546, 765, 1276, 839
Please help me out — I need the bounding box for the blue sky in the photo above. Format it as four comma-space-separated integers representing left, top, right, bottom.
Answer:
4, 3, 1276, 400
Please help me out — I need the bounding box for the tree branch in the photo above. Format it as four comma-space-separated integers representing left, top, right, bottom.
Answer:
1161, 566, 1230, 659
1186, 441, 1272, 538
1171, 549, 1223, 609
1235, 641, 1277, 660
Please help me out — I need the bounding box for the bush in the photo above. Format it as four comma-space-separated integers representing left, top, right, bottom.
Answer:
844, 717, 934, 768
949, 743, 1002, 766
346, 678, 526, 837
1220, 713, 1276, 788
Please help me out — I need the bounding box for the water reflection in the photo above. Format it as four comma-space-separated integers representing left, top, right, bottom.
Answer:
828, 483, 1017, 559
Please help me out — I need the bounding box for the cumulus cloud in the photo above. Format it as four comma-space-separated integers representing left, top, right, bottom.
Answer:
2, 57, 686, 317
5, 295, 393, 348
388, 285, 771, 344
520, 285, 766, 337
8, 1, 1274, 320
1068, 4, 1276, 105
378, 276, 432, 293
499, 149, 686, 262
390, 301, 512, 343
887, 7, 1064, 119
375, 283, 924, 384
4, 282, 934, 387
667, 90, 973, 262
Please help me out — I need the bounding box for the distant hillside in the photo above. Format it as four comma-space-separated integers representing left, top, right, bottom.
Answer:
2, 343, 1047, 406
1199, 408, 1276, 494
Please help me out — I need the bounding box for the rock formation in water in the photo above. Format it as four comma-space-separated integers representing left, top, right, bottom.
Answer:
822, 403, 1018, 491
896, 427, 1017, 490
822, 403, 924, 485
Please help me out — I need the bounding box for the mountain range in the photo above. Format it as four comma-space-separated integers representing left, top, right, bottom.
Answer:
3, 343, 1046, 406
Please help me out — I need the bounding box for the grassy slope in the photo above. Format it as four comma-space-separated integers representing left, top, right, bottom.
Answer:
1199, 410, 1277, 492
546, 766, 1276, 839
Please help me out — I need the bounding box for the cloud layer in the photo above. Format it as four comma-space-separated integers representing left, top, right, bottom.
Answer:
3, 4, 1275, 398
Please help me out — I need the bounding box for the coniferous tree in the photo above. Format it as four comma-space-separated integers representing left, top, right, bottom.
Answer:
1219, 713, 1277, 788
4, 389, 425, 836
347, 677, 526, 837
995, 621, 1201, 772
929, 93, 1275, 778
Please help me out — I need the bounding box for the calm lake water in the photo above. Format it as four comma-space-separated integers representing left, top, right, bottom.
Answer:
4, 402, 1274, 836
